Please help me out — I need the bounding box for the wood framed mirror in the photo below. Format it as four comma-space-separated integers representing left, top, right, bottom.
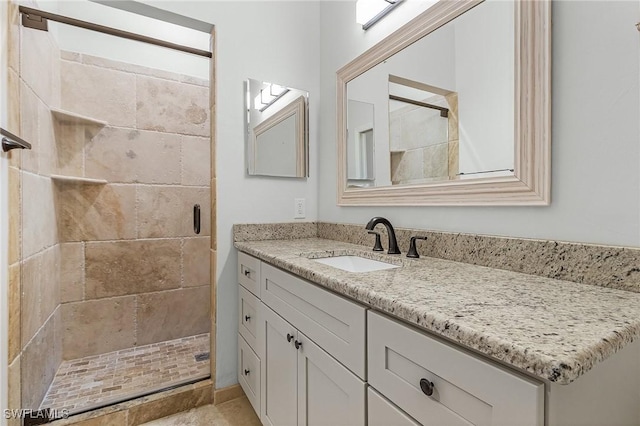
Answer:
337, 0, 550, 206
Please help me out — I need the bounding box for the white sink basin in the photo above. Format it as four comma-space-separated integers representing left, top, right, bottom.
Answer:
312, 255, 400, 273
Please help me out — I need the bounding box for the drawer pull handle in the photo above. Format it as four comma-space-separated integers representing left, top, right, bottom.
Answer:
244, 369, 250, 376
420, 378, 434, 397
245, 315, 251, 322
294, 340, 303, 350
244, 269, 251, 277
287, 333, 294, 342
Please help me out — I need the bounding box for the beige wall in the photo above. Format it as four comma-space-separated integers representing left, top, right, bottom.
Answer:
7, 2, 211, 410
6, 0, 64, 410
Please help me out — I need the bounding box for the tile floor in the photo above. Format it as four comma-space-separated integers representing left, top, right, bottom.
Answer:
41, 333, 210, 414
141, 396, 261, 426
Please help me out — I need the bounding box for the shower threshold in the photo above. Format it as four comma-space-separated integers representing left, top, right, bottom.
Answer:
40, 333, 210, 414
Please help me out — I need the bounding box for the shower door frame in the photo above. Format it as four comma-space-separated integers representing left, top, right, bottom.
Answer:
1, 0, 11, 420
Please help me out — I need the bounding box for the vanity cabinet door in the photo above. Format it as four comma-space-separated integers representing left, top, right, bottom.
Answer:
297, 331, 365, 426
368, 312, 544, 426
260, 303, 298, 426
368, 387, 419, 426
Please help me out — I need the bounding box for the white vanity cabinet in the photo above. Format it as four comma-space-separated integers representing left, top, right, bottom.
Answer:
237, 264, 262, 415
238, 252, 366, 426
237, 251, 542, 426
237, 249, 640, 426
260, 304, 366, 426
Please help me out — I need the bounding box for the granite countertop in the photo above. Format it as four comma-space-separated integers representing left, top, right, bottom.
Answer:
234, 238, 640, 385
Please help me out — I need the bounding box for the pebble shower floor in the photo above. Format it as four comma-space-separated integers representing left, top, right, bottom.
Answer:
40, 333, 210, 413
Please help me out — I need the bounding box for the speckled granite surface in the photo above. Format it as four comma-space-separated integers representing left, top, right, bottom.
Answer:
234, 237, 640, 385
234, 222, 317, 242
318, 222, 640, 293
233, 222, 640, 293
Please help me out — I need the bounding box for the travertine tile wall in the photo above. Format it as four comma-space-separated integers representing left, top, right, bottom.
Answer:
6, 4, 22, 421
389, 94, 459, 184
7, 0, 212, 412
57, 51, 212, 361
7, 1, 64, 412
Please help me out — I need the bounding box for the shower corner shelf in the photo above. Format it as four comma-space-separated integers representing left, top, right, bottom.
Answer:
51, 174, 108, 185
51, 108, 108, 128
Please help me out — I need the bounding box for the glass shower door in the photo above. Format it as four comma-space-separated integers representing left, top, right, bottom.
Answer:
14, 3, 213, 416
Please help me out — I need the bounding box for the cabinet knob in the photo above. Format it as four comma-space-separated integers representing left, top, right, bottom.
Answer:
245, 315, 251, 322
294, 340, 303, 350
244, 369, 250, 376
244, 269, 251, 277
420, 378, 434, 397
287, 333, 294, 342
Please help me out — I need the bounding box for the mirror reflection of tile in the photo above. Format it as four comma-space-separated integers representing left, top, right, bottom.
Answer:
389, 83, 459, 185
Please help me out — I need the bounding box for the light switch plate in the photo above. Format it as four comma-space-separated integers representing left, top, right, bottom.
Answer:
294, 198, 306, 219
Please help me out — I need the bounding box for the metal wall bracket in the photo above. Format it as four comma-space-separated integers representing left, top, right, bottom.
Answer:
21, 10, 48, 31
1, 128, 32, 152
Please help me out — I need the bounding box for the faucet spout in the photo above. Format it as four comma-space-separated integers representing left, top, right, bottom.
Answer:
365, 217, 401, 255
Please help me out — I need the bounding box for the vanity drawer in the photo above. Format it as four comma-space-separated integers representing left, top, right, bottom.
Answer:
238, 251, 261, 296
239, 285, 259, 351
368, 312, 544, 426
238, 334, 261, 416
368, 387, 419, 426
260, 262, 366, 379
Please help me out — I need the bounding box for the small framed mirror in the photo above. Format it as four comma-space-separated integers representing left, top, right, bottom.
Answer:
337, 0, 550, 205
246, 78, 309, 178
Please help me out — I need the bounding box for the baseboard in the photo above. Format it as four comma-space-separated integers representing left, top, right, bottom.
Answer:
213, 384, 245, 405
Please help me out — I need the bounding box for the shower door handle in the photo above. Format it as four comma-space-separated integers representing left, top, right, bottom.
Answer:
193, 204, 201, 235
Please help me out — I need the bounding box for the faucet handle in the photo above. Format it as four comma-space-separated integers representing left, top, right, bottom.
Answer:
407, 236, 428, 258
367, 231, 384, 252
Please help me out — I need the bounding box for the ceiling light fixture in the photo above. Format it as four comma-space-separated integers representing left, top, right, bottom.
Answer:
255, 83, 290, 112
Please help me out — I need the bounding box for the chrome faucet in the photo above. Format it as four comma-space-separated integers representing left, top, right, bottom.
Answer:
365, 217, 401, 254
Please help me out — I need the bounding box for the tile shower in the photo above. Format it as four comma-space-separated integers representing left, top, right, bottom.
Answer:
389, 93, 458, 184
7, 4, 212, 417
